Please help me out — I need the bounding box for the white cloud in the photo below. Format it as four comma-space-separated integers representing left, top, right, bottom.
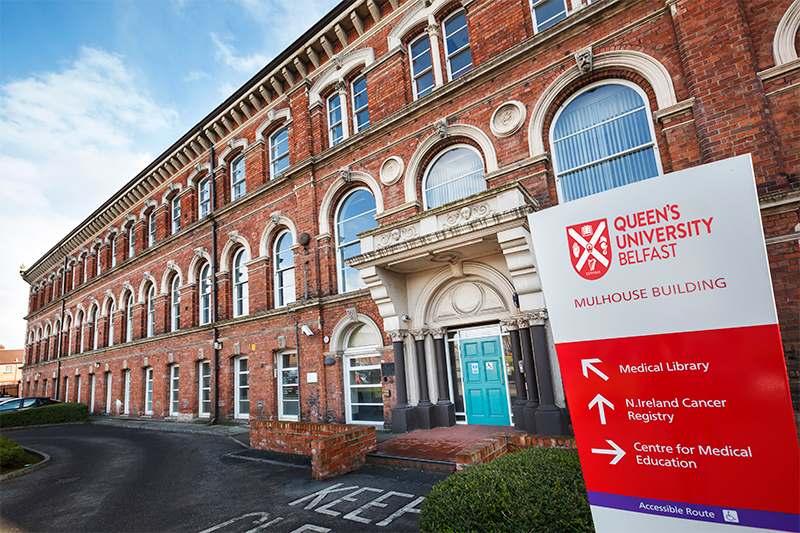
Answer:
236, 0, 336, 46
218, 82, 236, 98
0, 46, 178, 347
184, 70, 210, 82
209, 32, 269, 74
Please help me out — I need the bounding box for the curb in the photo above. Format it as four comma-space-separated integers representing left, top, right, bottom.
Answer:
0, 447, 51, 482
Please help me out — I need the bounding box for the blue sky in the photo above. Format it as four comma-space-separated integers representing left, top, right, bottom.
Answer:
0, 0, 340, 348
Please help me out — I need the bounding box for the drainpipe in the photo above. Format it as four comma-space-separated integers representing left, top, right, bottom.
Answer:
54, 250, 68, 400
209, 144, 221, 424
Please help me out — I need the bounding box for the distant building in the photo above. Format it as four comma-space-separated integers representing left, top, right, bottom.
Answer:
19, 0, 799, 432
1, 345, 24, 396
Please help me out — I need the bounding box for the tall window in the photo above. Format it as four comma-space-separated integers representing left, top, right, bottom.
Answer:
328, 93, 345, 146
231, 156, 246, 200
111, 238, 117, 267
171, 197, 181, 234
126, 294, 134, 342
270, 128, 290, 179
92, 309, 99, 350
551, 82, 660, 203
171, 276, 181, 332
78, 312, 85, 353
235, 357, 250, 419
105, 372, 112, 413
423, 145, 486, 209
90, 373, 96, 414
72, 264, 78, 290
352, 76, 369, 133
123, 370, 131, 415
278, 352, 299, 421
200, 263, 212, 325
148, 212, 156, 247
146, 285, 155, 338
66, 316, 73, 355
443, 10, 472, 80
531, 0, 567, 33
170, 365, 180, 416
199, 178, 211, 218
199, 361, 211, 417
344, 324, 384, 425
335, 189, 377, 293
274, 231, 296, 307
108, 303, 115, 347
128, 226, 135, 258
76, 375, 81, 405
96, 249, 102, 276
233, 249, 249, 317
83, 259, 88, 283
410, 34, 435, 99
145, 367, 153, 414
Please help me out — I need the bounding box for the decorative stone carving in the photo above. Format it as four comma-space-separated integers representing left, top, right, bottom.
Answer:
335, 79, 348, 94
442, 203, 493, 228
379, 156, 404, 186
194, 247, 206, 258
490, 100, 526, 138
376, 226, 418, 248
434, 118, 448, 138
167, 260, 176, 271
345, 306, 358, 323
425, 23, 440, 37
228, 231, 239, 243
277, 335, 286, 349
409, 329, 427, 340
575, 45, 593, 75
198, 348, 204, 359
333, 54, 344, 70
387, 330, 407, 342
270, 211, 281, 224
431, 281, 509, 323
500, 317, 520, 331
122, 281, 134, 293
234, 342, 241, 355
104, 290, 114, 299
525, 309, 549, 326
168, 353, 174, 364
339, 166, 351, 183
429, 327, 446, 339
427, 251, 461, 264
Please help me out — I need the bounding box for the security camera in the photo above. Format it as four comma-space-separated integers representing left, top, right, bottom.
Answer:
301, 325, 313, 336
401, 314, 410, 322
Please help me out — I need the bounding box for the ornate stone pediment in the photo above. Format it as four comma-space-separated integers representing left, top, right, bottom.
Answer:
429, 280, 508, 323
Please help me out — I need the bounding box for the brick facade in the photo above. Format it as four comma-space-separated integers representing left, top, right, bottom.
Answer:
20, 0, 800, 431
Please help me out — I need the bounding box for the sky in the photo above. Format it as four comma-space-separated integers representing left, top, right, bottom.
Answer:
0, 0, 341, 349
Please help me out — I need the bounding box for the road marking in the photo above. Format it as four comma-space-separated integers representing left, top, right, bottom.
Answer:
289, 483, 356, 510
289, 526, 330, 533
315, 487, 383, 517
198, 512, 280, 533
343, 491, 416, 524
376, 496, 425, 527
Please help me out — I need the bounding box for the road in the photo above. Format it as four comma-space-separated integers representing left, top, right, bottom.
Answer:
1, 424, 446, 533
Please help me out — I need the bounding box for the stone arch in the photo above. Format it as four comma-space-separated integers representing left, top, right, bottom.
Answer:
258, 216, 299, 258
102, 291, 117, 316
318, 171, 384, 236
104, 227, 119, 245
774, 0, 800, 65
217, 137, 248, 164
528, 50, 678, 157
138, 199, 158, 220
120, 213, 137, 232
309, 48, 376, 106
160, 261, 185, 293
188, 249, 213, 284
220, 233, 253, 273
187, 163, 211, 188
255, 108, 292, 143
89, 238, 102, 254
118, 282, 136, 309
329, 312, 387, 353
414, 262, 515, 327
138, 272, 159, 302
161, 181, 184, 204
403, 124, 499, 204
387, 0, 459, 48
62, 310, 74, 330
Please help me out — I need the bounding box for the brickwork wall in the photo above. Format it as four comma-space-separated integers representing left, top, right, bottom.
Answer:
454, 432, 578, 471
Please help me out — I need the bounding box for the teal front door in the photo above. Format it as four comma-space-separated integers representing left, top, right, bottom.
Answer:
460, 336, 511, 425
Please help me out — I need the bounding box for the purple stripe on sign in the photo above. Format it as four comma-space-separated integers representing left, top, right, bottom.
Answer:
588, 492, 800, 532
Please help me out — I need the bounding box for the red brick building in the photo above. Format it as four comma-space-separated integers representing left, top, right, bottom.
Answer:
20, 0, 799, 433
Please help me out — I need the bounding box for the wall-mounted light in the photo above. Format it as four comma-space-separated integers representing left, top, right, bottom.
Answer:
214, 341, 223, 350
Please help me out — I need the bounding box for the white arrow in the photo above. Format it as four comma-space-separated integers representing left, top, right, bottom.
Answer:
588, 394, 614, 425
591, 440, 626, 465
581, 358, 609, 381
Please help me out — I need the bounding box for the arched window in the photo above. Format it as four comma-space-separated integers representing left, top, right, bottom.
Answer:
423, 145, 486, 209
200, 263, 212, 325
410, 34, 435, 99
233, 248, 249, 317
108, 303, 115, 347
171, 275, 181, 332
551, 82, 661, 203
443, 10, 472, 80
126, 294, 134, 342
343, 323, 383, 425
198, 178, 211, 218
270, 128, 290, 179
335, 189, 377, 293
146, 285, 155, 338
274, 231, 295, 307
231, 156, 246, 200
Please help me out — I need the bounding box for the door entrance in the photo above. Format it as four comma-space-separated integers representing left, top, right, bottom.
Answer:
459, 336, 511, 425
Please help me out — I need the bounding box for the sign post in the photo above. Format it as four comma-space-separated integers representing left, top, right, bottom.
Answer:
528, 155, 799, 532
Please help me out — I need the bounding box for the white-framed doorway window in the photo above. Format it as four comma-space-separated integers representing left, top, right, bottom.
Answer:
234, 357, 250, 419
199, 361, 211, 417
90, 374, 96, 413
277, 352, 299, 421
123, 370, 131, 415
343, 324, 383, 425
105, 372, 112, 413
145, 367, 154, 415
170, 365, 180, 416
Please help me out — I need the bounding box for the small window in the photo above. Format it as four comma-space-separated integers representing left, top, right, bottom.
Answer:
111, 238, 117, 267
126, 294, 134, 342
328, 93, 345, 146
148, 212, 156, 247
171, 276, 181, 332
128, 226, 135, 258
352, 76, 370, 133
235, 357, 250, 419
200, 263, 212, 325
145, 367, 154, 414
231, 156, 246, 200
3, 365, 12, 373
443, 10, 472, 80
170, 365, 180, 416
199, 178, 211, 218
335, 189, 377, 293
551, 82, 661, 202
199, 361, 211, 417
270, 128, 290, 179
146, 285, 156, 338
171, 197, 181, 234
531, 0, 567, 33
423, 145, 486, 209
233, 249, 249, 317
410, 34, 435, 99
274, 231, 296, 307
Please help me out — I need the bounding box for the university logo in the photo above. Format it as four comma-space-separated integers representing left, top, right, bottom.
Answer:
566, 219, 611, 280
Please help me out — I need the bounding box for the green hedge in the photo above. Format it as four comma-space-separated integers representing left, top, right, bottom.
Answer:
0, 402, 89, 428
419, 448, 594, 533
0, 434, 27, 469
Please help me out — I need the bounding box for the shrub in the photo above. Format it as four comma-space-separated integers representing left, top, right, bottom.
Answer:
419, 448, 594, 533
0, 434, 27, 470
0, 402, 89, 428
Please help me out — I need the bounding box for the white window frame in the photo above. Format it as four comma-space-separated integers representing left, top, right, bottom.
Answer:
90, 373, 96, 413
343, 327, 383, 426
83, 259, 88, 283
549, 80, 663, 204
234, 356, 250, 419
530, 0, 568, 34
277, 351, 299, 421
108, 303, 115, 347
231, 155, 246, 200
123, 369, 131, 415
233, 248, 249, 317
270, 128, 290, 179
335, 188, 377, 293
111, 238, 117, 268
327, 91, 347, 147
274, 231, 296, 307
422, 144, 486, 209
409, 34, 435, 99
63, 376, 69, 403
443, 9, 472, 81
92, 309, 99, 350
171, 276, 181, 332
128, 226, 135, 258
96, 249, 101, 276
148, 212, 156, 247
79, 315, 85, 354
145, 367, 154, 415
146, 285, 155, 338
105, 372, 112, 413
170, 365, 180, 416
66, 317, 73, 355
76, 375, 82, 405
171, 196, 181, 234
198, 361, 211, 417
72, 264, 78, 290
200, 263, 212, 325
199, 178, 211, 218
126, 294, 134, 342
351, 76, 370, 133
